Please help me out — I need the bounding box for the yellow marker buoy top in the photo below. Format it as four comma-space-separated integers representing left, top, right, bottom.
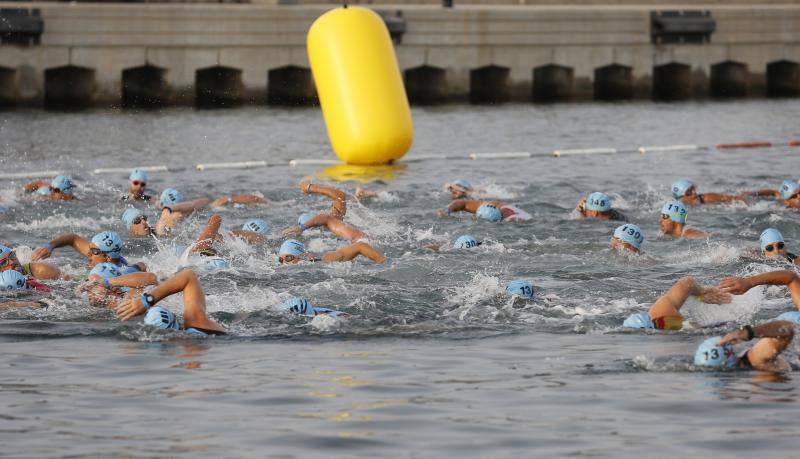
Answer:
308, 6, 414, 165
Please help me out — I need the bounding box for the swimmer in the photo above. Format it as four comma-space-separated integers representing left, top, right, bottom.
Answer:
0, 243, 64, 283
576, 192, 627, 222
23, 175, 75, 201
30, 230, 146, 272
0, 270, 48, 310
77, 262, 158, 309
191, 214, 269, 252
278, 239, 385, 264
279, 297, 348, 318
778, 180, 800, 209
670, 179, 746, 205
757, 228, 800, 266
121, 169, 152, 202
694, 320, 794, 372
718, 269, 800, 310
425, 235, 482, 252
297, 180, 347, 219
611, 224, 644, 254
230, 218, 270, 244
506, 279, 535, 299
623, 276, 732, 330
114, 269, 227, 335
210, 194, 268, 208
154, 188, 212, 236
659, 201, 708, 238
437, 200, 532, 222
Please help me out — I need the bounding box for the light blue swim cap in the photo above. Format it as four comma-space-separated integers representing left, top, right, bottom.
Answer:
89, 262, 122, 280
776, 311, 800, 324
0, 244, 12, 259
613, 224, 645, 250
671, 179, 694, 199
476, 204, 502, 222
661, 200, 688, 224
586, 192, 611, 212
91, 231, 123, 259
279, 239, 306, 257
279, 297, 316, 316
780, 180, 800, 200
205, 258, 230, 271
694, 337, 736, 368
622, 312, 655, 329
506, 279, 535, 299
298, 213, 313, 230
121, 208, 144, 230
759, 228, 784, 251
129, 169, 149, 183
242, 219, 269, 235
0, 270, 26, 290
144, 306, 181, 330
50, 175, 74, 194
452, 179, 472, 190
160, 188, 184, 206
453, 235, 479, 249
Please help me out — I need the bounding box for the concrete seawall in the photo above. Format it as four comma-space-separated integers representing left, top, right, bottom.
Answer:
0, 3, 799, 108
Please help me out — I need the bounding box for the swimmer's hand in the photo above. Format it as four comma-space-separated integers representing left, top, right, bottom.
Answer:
281, 226, 302, 237
436, 208, 450, 218
30, 246, 52, 261
576, 197, 587, 213
717, 277, 753, 296
697, 286, 732, 304
115, 296, 146, 321
717, 329, 748, 346
299, 180, 312, 194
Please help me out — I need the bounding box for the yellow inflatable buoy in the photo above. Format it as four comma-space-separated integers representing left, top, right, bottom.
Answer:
307, 6, 414, 165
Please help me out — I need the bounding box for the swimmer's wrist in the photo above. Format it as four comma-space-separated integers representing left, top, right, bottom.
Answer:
141, 293, 155, 310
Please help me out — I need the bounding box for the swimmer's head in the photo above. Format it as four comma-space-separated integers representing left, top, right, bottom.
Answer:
759, 228, 786, 257
144, 306, 181, 330
279, 297, 316, 316
129, 169, 149, 184
50, 175, 74, 195
89, 262, 122, 281
160, 188, 184, 207
476, 204, 502, 222
780, 180, 800, 200
622, 312, 654, 329
506, 279, 535, 299
453, 235, 479, 249
204, 258, 230, 271
0, 244, 20, 273
694, 337, 736, 368
297, 213, 313, 230
242, 218, 269, 235
0, 270, 26, 291
612, 224, 644, 253
121, 208, 150, 236
447, 179, 472, 198
90, 231, 123, 264
671, 180, 694, 199
278, 239, 307, 264
660, 200, 687, 226
585, 192, 611, 212
776, 311, 800, 324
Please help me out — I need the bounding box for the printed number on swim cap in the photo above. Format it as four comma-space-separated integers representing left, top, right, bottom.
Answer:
704, 348, 720, 360
522, 286, 532, 296
102, 235, 113, 247
16, 279, 24, 287
623, 226, 641, 239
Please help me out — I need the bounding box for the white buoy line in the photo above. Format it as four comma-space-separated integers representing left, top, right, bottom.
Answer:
4, 140, 793, 179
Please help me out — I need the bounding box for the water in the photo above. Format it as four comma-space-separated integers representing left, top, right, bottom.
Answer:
2, 100, 800, 457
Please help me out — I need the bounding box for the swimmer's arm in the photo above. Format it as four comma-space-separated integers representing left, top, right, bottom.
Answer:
210, 194, 267, 207
29, 262, 66, 280
170, 198, 211, 214
698, 192, 745, 204
322, 242, 385, 263
718, 321, 794, 366
301, 181, 347, 218
31, 233, 91, 260
439, 200, 481, 216
719, 270, 800, 308
109, 272, 158, 288
23, 180, 48, 193
740, 189, 781, 199
131, 262, 147, 273
649, 277, 731, 318
355, 187, 378, 201
229, 230, 267, 244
